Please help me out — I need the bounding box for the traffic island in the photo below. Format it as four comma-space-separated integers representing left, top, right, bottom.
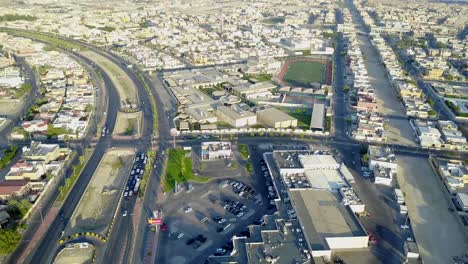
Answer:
61, 149, 135, 242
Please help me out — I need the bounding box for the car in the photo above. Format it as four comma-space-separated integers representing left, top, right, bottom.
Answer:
177, 232, 185, 239
400, 225, 410, 230
122, 210, 127, 216
236, 212, 244, 217
184, 207, 193, 213
216, 227, 224, 233
124, 191, 128, 197
196, 235, 207, 243
186, 238, 196, 245
125, 186, 129, 191
129, 191, 133, 196
218, 218, 227, 224
160, 223, 167, 231
216, 248, 226, 254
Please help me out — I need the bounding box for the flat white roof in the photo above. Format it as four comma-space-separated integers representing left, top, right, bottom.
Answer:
299, 155, 339, 168
304, 169, 348, 189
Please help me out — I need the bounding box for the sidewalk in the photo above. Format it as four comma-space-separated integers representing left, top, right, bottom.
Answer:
17, 206, 59, 264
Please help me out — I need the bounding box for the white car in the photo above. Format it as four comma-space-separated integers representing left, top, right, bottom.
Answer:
400, 225, 410, 230
184, 207, 193, 213
122, 210, 127, 216
236, 212, 244, 217
177, 232, 184, 239
218, 218, 227, 224
216, 248, 226, 254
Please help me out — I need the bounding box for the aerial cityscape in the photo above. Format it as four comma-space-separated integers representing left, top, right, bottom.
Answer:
0, 0, 467, 263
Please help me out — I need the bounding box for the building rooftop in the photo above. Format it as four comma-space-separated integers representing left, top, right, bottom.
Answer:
273, 151, 311, 169
310, 103, 325, 130
22, 142, 59, 158
289, 189, 367, 251
299, 155, 339, 169
256, 107, 297, 123
201, 141, 231, 152
304, 169, 347, 189
217, 105, 256, 120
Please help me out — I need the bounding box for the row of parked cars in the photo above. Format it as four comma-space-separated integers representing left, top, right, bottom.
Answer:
123, 152, 147, 198
259, 159, 278, 204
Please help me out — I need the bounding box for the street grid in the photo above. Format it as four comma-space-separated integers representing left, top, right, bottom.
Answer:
3, 10, 468, 264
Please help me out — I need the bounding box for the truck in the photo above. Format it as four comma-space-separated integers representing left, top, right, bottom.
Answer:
133, 180, 140, 193
399, 204, 408, 215
394, 189, 405, 205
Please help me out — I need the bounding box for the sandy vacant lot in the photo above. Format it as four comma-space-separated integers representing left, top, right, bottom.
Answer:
397, 155, 468, 263
0, 99, 24, 116
79, 50, 138, 109
54, 243, 95, 264
65, 149, 135, 236
113, 110, 143, 136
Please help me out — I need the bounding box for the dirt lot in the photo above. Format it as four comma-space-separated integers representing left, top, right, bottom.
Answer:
65, 149, 135, 236
113, 111, 143, 136
0, 99, 23, 116
397, 155, 468, 263
79, 50, 138, 108
54, 242, 95, 264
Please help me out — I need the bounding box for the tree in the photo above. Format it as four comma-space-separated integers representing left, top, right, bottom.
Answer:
0, 229, 21, 255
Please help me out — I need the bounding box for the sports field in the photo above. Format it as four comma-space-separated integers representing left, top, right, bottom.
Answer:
282, 61, 326, 87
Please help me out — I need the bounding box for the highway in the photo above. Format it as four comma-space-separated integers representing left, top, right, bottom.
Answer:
1, 29, 156, 264
17, 52, 122, 264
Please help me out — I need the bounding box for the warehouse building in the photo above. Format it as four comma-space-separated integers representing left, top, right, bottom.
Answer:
310, 103, 325, 131
289, 189, 369, 259
216, 104, 257, 128
256, 107, 298, 128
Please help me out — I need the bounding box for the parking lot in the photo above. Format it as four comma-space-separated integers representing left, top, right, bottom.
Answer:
154, 145, 277, 264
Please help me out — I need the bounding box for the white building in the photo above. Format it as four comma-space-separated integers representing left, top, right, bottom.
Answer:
201, 141, 232, 160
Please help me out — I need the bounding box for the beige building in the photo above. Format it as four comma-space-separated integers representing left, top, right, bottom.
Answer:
256, 107, 298, 128
22, 142, 61, 163
216, 105, 257, 128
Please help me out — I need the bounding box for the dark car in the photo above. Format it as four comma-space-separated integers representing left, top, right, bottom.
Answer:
196, 234, 207, 243
186, 238, 196, 245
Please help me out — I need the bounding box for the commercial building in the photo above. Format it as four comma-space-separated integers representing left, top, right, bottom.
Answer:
216, 104, 257, 128
289, 189, 368, 258
209, 214, 312, 264
262, 150, 368, 260
200, 141, 232, 160
256, 107, 298, 128
310, 103, 325, 131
